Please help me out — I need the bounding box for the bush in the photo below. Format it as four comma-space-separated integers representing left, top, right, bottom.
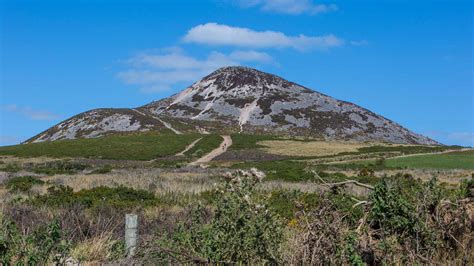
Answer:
32, 160, 88, 175
267, 190, 319, 220
458, 177, 474, 198
6, 176, 45, 193
89, 165, 113, 174
0, 163, 21, 173
369, 178, 418, 235
33, 185, 158, 209
205, 169, 283, 263
0, 217, 70, 264
147, 169, 284, 264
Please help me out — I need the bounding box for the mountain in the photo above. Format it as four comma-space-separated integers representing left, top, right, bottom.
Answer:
26, 66, 439, 145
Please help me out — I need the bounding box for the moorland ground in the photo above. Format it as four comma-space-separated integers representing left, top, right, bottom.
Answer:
0, 133, 472, 264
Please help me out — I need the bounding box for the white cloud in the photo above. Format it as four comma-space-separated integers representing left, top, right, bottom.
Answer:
183, 23, 344, 51
2, 104, 59, 121
236, 0, 337, 15
127, 50, 238, 70
118, 48, 273, 93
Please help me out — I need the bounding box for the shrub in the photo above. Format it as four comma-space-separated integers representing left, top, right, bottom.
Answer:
147, 169, 283, 264
205, 169, 283, 263
369, 178, 418, 235
367, 176, 443, 261
1, 163, 21, 173
458, 177, 474, 198
358, 167, 375, 177
33, 185, 158, 209
6, 176, 45, 193
32, 160, 88, 175
268, 190, 319, 220
0, 217, 70, 264
89, 165, 113, 174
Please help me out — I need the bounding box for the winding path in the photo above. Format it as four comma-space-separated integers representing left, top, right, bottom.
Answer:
132, 109, 182, 134
190, 135, 232, 166
175, 138, 203, 156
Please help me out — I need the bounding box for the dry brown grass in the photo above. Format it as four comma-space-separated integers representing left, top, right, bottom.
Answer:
0, 155, 63, 165
258, 140, 372, 157
326, 168, 472, 185
257, 180, 324, 193
69, 233, 119, 262
43, 168, 217, 196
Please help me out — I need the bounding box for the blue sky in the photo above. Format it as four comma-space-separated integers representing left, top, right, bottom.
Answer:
1, 0, 472, 146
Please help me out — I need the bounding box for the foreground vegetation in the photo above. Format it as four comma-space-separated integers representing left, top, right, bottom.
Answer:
0, 134, 472, 264
0, 169, 472, 264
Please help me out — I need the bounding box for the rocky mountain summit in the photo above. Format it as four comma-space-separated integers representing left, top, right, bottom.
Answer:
27, 66, 438, 145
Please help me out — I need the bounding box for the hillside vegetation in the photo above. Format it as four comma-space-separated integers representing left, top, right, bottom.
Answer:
0, 133, 204, 160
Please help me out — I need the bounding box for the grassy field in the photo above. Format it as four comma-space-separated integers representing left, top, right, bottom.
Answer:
259, 140, 368, 157
229, 134, 282, 150
258, 138, 460, 158
0, 132, 202, 160
184, 134, 223, 158
329, 149, 474, 170
385, 150, 474, 169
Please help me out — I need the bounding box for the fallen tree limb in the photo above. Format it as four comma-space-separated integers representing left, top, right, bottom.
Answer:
311, 171, 374, 190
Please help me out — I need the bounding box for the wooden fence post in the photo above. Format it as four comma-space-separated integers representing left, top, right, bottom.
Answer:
125, 213, 138, 257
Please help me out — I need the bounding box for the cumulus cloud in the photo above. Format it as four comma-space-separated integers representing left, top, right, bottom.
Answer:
2, 105, 59, 121
236, 0, 337, 15
118, 48, 273, 93
183, 23, 344, 51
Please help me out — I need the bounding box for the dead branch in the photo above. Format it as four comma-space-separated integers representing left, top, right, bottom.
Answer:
312, 171, 374, 190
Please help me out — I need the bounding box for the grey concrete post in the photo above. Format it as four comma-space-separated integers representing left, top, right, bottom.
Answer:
125, 213, 138, 257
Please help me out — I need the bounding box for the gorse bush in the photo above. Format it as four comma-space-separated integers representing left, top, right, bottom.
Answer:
6, 176, 44, 193
148, 168, 284, 264
206, 169, 283, 263
33, 185, 158, 208
0, 217, 69, 264
32, 160, 88, 175
369, 178, 418, 235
